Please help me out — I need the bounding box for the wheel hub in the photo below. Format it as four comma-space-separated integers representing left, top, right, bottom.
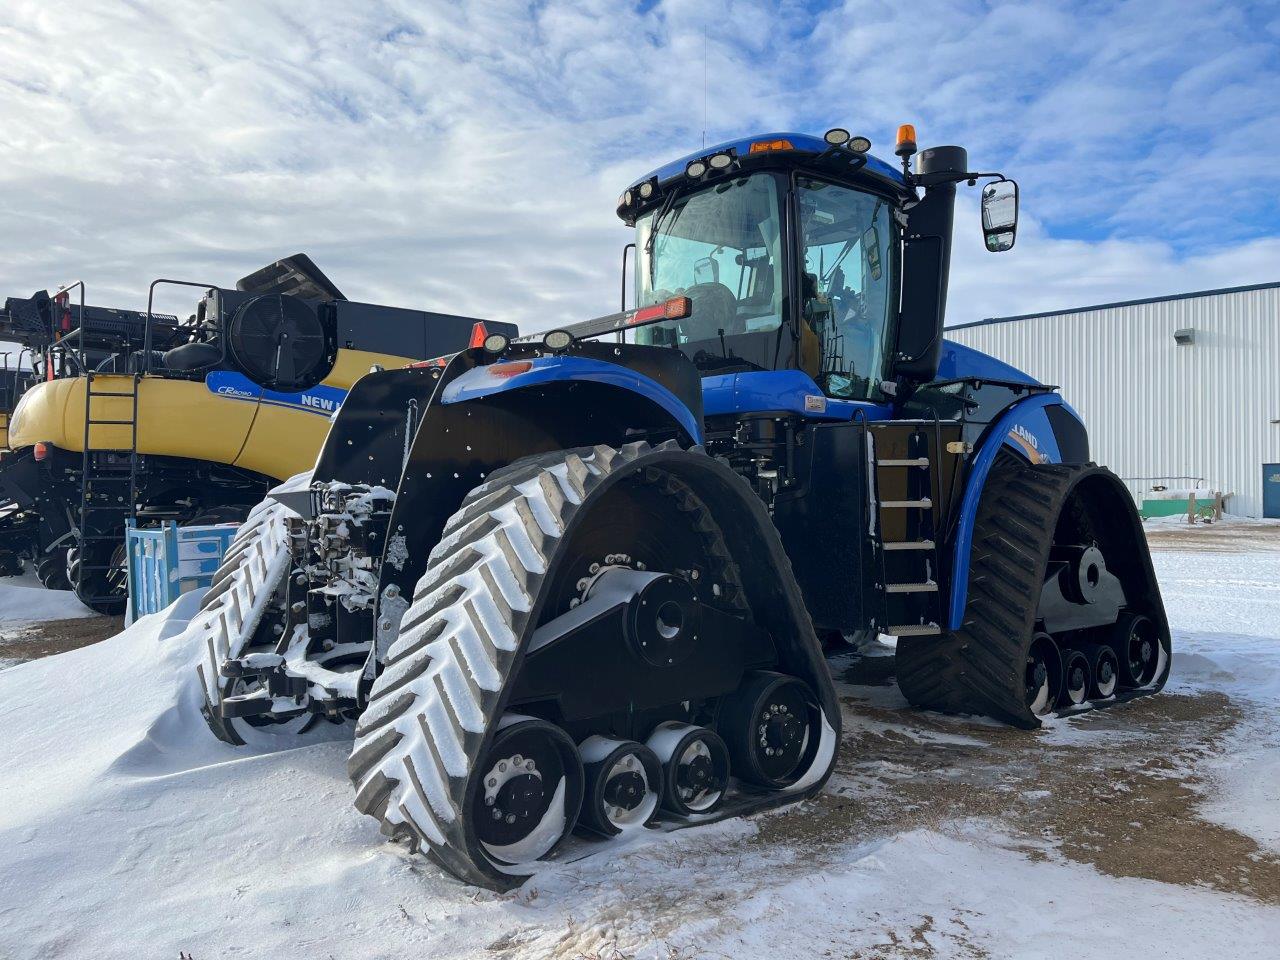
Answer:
676, 743, 716, 799
492, 773, 544, 825
602, 769, 646, 812
758, 703, 802, 759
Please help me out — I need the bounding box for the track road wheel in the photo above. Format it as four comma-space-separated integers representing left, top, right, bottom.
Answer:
349, 441, 840, 889
718, 671, 821, 788
473, 717, 583, 866
578, 737, 662, 837
1085, 642, 1119, 699
1059, 648, 1090, 708
647, 723, 729, 816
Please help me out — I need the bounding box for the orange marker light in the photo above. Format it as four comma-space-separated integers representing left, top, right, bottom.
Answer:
748, 138, 795, 153
33, 442, 49, 461
895, 124, 917, 158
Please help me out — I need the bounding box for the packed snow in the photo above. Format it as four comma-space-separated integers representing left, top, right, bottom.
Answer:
0, 535, 1278, 958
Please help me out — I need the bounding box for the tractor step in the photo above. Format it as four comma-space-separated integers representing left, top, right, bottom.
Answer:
883, 540, 935, 551
888, 624, 942, 636
877, 458, 930, 468
885, 582, 938, 594
881, 498, 931, 510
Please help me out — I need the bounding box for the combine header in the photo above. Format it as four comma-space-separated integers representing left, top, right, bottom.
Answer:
182, 128, 1170, 888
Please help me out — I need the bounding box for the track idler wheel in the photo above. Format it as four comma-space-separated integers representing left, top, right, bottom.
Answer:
1025, 632, 1063, 717
1115, 612, 1160, 688
1059, 648, 1091, 707
472, 717, 584, 867
647, 722, 729, 816
578, 737, 663, 837
718, 671, 821, 788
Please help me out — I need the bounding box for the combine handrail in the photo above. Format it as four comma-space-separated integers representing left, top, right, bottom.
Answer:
144, 278, 222, 375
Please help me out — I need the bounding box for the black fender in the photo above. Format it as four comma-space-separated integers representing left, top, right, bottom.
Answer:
373, 367, 700, 630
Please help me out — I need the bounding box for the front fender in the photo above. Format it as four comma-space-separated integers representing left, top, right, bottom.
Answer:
441, 355, 702, 445
947, 393, 1085, 629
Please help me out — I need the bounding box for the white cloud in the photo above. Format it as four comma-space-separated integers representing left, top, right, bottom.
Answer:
0, 0, 1274, 335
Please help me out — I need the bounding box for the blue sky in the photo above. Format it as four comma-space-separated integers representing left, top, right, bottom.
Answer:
1, 0, 1277, 330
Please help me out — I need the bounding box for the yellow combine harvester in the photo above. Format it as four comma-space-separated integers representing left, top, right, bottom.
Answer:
0, 255, 514, 613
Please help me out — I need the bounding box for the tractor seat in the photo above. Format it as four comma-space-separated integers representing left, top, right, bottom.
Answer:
162, 341, 221, 372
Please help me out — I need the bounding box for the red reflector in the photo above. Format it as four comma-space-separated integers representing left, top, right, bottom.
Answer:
408, 356, 451, 368
468, 321, 489, 349
628, 295, 691, 325
488, 361, 532, 378
33, 442, 49, 461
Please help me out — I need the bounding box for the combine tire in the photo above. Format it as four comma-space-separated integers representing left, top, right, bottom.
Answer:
348, 441, 839, 889
895, 455, 1170, 728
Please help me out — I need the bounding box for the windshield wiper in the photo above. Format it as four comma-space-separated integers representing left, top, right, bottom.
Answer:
644, 185, 688, 286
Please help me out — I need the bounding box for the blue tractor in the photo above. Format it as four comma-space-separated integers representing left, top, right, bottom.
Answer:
187, 127, 1170, 889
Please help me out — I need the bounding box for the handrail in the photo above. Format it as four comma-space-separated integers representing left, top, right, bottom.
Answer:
145, 278, 222, 375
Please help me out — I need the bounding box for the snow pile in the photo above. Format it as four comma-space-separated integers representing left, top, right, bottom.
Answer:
0, 549, 1278, 957
0, 574, 92, 625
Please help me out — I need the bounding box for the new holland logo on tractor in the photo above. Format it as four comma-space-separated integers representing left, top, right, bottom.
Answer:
0, 254, 515, 613
178, 127, 1170, 889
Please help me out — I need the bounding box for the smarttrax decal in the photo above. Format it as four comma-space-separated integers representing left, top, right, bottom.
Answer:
205, 371, 347, 417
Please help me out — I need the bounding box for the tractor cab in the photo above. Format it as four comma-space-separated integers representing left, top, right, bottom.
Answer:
617, 130, 1020, 409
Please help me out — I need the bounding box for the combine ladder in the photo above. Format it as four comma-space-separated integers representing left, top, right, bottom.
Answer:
869, 422, 944, 637
75, 369, 140, 608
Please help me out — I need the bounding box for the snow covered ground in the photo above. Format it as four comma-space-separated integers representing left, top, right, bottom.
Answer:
1, 532, 1278, 959
0, 572, 94, 670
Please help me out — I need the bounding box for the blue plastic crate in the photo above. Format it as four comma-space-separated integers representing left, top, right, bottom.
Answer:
126, 521, 239, 621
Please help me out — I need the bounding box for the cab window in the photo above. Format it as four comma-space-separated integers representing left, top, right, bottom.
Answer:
797, 177, 896, 400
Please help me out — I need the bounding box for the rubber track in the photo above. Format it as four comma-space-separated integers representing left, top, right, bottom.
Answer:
348, 440, 764, 888
186, 491, 298, 744
895, 456, 1077, 728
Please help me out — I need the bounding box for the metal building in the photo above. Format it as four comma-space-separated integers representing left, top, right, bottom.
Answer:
946, 281, 1280, 517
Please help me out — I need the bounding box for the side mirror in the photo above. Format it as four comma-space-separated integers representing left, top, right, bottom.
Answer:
981, 179, 1018, 252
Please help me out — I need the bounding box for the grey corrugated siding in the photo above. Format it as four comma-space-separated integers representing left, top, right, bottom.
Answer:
947, 285, 1280, 516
